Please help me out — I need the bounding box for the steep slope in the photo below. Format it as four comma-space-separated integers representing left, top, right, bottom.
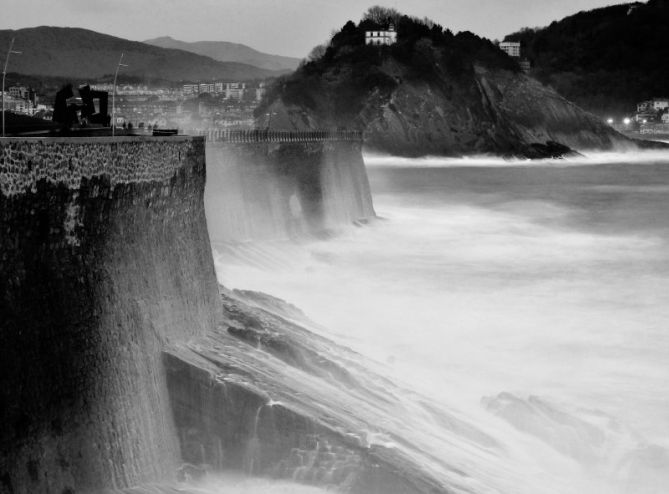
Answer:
144, 36, 300, 72
257, 12, 630, 158
0, 27, 281, 81
504, 0, 669, 116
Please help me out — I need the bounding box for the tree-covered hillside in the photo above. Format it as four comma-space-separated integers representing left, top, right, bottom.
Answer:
505, 0, 669, 117
0, 27, 282, 82
259, 9, 517, 125
257, 8, 627, 158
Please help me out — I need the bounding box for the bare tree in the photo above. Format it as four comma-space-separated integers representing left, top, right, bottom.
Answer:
307, 44, 327, 62
363, 6, 401, 25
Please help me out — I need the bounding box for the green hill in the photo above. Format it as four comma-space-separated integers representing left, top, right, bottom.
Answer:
504, 0, 669, 117
143, 36, 299, 72
258, 8, 628, 158
0, 27, 282, 82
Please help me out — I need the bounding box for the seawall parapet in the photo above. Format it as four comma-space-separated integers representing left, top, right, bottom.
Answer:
0, 136, 203, 197
0, 133, 376, 493
205, 140, 375, 243
0, 136, 220, 493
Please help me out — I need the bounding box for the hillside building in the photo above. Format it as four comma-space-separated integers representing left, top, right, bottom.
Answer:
635, 98, 669, 122
365, 24, 397, 46
499, 41, 521, 58
498, 41, 531, 74
637, 98, 669, 112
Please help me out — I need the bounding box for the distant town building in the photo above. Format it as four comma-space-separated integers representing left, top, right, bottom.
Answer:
365, 24, 397, 46
499, 41, 521, 58
8, 86, 29, 99
662, 113, 669, 124
183, 84, 199, 96
199, 83, 215, 94
2, 85, 38, 115
637, 98, 669, 112
635, 98, 669, 122
7, 85, 37, 107
182, 82, 246, 99
224, 82, 246, 100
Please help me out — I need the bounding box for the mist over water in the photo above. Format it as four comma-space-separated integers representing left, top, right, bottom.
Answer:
210, 152, 669, 493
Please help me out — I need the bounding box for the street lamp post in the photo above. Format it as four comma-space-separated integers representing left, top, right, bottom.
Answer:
2, 38, 22, 137
111, 53, 128, 137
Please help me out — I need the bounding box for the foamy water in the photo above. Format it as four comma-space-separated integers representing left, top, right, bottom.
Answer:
210, 152, 669, 493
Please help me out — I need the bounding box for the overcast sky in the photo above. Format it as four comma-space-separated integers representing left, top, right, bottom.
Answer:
1, 0, 624, 58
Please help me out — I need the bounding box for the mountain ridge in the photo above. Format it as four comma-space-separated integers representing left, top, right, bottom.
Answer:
143, 36, 300, 72
0, 26, 284, 82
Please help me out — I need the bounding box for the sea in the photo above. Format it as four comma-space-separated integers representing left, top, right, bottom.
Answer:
211, 151, 669, 494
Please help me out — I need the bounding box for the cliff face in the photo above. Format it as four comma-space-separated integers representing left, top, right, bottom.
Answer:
164, 289, 463, 494
259, 17, 631, 157
205, 140, 375, 243
359, 63, 630, 157
0, 137, 221, 493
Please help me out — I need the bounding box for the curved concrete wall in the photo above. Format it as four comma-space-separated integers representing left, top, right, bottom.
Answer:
0, 134, 376, 493
205, 141, 375, 244
0, 137, 221, 493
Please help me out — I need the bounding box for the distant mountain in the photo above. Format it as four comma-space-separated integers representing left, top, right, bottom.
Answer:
144, 36, 300, 72
0, 27, 283, 83
504, 0, 669, 116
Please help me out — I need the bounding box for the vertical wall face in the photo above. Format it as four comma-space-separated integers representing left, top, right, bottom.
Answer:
205, 141, 375, 244
0, 137, 220, 494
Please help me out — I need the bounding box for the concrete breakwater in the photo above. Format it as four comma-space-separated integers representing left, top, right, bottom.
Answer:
0, 134, 377, 493
205, 140, 375, 243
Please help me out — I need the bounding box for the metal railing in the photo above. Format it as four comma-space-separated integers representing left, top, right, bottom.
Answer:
188, 128, 364, 143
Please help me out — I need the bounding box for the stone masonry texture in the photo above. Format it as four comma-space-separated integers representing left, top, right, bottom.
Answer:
0, 137, 221, 494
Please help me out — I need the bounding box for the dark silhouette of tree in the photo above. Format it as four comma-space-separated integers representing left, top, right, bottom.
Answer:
504, 0, 669, 116
363, 6, 401, 25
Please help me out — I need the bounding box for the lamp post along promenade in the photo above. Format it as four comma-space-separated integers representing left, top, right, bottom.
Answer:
2, 38, 22, 137
112, 53, 128, 137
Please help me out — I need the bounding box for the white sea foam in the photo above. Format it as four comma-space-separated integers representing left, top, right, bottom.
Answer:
363, 149, 669, 167
210, 154, 669, 494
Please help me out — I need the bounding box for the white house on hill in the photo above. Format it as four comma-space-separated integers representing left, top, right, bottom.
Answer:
365, 24, 397, 46
499, 41, 521, 57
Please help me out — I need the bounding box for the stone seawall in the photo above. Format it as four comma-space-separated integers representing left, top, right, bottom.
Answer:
0, 137, 221, 494
205, 140, 375, 243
